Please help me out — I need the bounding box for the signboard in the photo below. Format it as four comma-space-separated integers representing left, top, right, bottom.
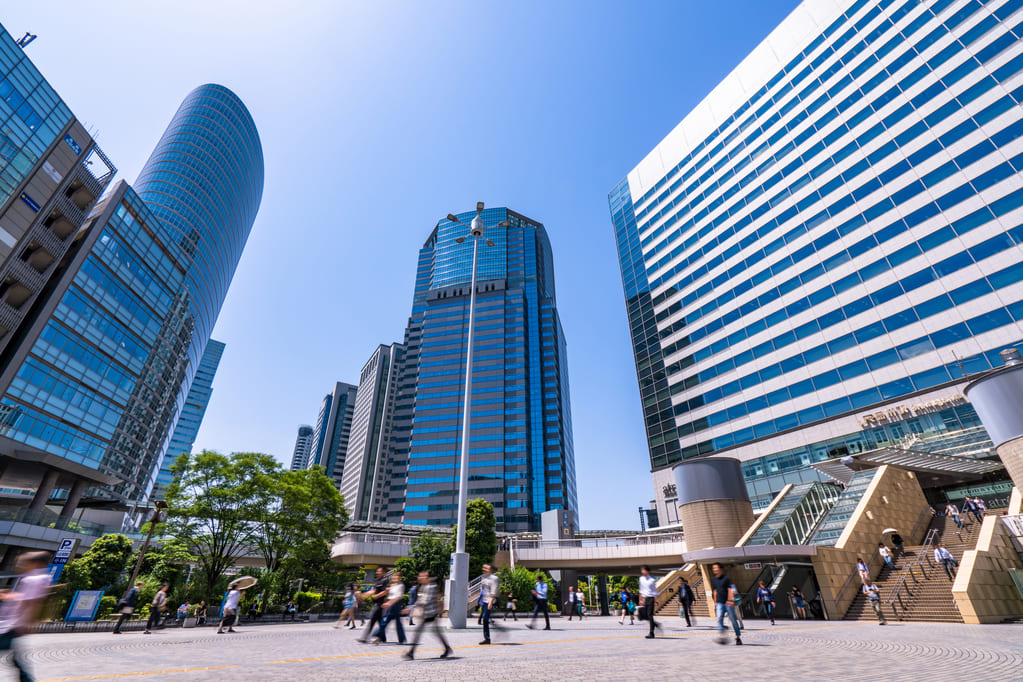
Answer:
42, 160, 62, 183
66, 590, 104, 623
19, 192, 40, 213
858, 395, 966, 428
63, 133, 82, 156
46, 538, 80, 583
744, 562, 763, 570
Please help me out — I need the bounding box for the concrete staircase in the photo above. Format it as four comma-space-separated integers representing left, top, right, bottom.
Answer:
656, 575, 710, 619
843, 511, 988, 623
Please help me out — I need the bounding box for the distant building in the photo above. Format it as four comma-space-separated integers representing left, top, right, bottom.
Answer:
290, 424, 315, 472
308, 382, 358, 487
152, 340, 226, 498
340, 343, 408, 523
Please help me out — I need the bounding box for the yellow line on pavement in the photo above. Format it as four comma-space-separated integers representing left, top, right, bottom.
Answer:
43, 666, 238, 681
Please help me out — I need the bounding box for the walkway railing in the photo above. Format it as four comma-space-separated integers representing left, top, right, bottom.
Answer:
337, 532, 417, 546
885, 528, 939, 619
510, 532, 683, 551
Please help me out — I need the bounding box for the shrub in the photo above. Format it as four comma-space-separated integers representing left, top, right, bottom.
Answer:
293, 590, 322, 611
96, 596, 118, 620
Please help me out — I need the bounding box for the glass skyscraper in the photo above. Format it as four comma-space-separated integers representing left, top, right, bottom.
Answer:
290, 425, 315, 472
0, 82, 263, 507
308, 381, 358, 487
152, 339, 225, 498
399, 207, 576, 532
610, 0, 1023, 519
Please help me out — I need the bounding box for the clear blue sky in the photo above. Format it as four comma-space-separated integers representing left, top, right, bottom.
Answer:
5, 0, 798, 529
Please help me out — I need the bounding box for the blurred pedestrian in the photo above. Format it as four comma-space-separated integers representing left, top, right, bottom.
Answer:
479, 564, 499, 644
404, 572, 451, 660
856, 558, 870, 584
790, 586, 807, 620
284, 599, 297, 622
756, 580, 775, 625
112, 581, 143, 634
935, 544, 958, 581
945, 502, 963, 529
711, 563, 741, 645
678, 577, 696, 627
564, 585, 584, 621
0, 551, 50, 681
618, 586, 635, 625
890, 532, 904, 556
527, 574, 550, 630
195, 600, 207, 626
638, 565, 660, 639
359, 567, 389, 643
407, 580, 418, 627
143, 584, 168, 634
217, 581, 243, 634
175, 600, 190, 627
336, 583, 359, 629
503, 592, 518, 621
373, 572, 406, 645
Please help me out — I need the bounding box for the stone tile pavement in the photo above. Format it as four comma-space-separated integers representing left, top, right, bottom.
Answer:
6, 616, 1023, 681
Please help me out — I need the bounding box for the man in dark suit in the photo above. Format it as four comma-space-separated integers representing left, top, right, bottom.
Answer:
677, 576, 696, 627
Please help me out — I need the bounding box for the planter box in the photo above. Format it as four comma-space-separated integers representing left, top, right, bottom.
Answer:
307, 614, 318, 622
183, 618, 198, 628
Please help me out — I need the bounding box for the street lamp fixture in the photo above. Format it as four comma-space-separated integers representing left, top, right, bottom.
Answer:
444, 204, 508, 628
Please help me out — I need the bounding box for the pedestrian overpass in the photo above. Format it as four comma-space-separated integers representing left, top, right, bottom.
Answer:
331, 529, 686, 574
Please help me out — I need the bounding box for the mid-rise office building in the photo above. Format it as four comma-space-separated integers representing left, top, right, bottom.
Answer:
290, 424, 315, 472
308, 381, 358, 487
152, 339, 225, 497
399, 207, 576, 532
0, 56, 263, 520
610, 0, 1023, 521
340, 343, 409, 523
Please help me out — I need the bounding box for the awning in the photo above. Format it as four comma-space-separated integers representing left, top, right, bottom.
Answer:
812, 447, 1003, 487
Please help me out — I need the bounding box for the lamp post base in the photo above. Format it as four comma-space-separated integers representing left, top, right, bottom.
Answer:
446, 551, 470, 629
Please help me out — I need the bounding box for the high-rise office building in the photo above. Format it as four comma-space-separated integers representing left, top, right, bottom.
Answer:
399, 207, 576, 532
290, 425, 315, 472
0, 71, 263, 513
610, 0, 1023, 521
340, 343, 408, 523
152, 339, 225, 497
308, 381, 358, 487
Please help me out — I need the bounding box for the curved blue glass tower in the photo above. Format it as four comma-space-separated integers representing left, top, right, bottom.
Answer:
134, 83, 264, 366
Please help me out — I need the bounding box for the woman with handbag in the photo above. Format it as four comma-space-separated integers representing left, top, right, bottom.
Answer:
143, 584, 169, 634
112, 581, 143, 634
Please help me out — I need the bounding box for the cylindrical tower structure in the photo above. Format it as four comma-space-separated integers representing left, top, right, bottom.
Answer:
134, 83, 264, 370
673, 457, 755, 551
964, 349, 1023, 490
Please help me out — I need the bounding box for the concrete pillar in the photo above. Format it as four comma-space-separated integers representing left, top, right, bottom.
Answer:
673, 458, 755, 551
28, 469, 60, 512
598, 574, 610, 616
965, 350, 1023, 491
59, 478, 87, 519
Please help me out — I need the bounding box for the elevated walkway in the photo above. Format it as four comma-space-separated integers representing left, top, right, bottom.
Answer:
509, 532, 685, 572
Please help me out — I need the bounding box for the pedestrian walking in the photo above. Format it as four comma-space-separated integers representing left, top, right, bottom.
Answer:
479, 564, 499, 644
878, 543, 895, 571
638, 565, 661, 639
503, 592, 518, 620
143, 584, 169, 634
527, 575, 551, 630
564, 585, 584, 621
862, 581, 886, 625
677, 577, 696, 627
856, 558, 870, 584
790, 586, 807, 620
112, 581, 143, 634
407, 582, 418, 626
217, 582, 243, 634
964, 497, 982, 523
934, 544, 958, 581
890, 532, 905, 557
404, 572, 452, 660
373, 571, 406, 644
756, 580, 775, 625
335, 583, 358, 629
618, 587, 635, 625
359, 567, 390, 643
945, 502, 963, 529
975, 496, 988, 514
710, 563, 741, 645
0, 551, 50, 681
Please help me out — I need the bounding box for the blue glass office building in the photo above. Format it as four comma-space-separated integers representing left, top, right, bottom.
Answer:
399, 208, 576, 532
610, 0, 1023, 519
152, 339, 225, 498
0, 84, 262, 506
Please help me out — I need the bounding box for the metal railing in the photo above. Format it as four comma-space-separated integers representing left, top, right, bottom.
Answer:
336, 532, 417, 546
833, 548, 882, 609
885, 528, 939, 619
510, 532, 684, 551
0, 506, 146, 539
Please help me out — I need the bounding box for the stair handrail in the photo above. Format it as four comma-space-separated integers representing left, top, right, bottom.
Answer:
909, 505, 937, 543
885, 527, 940, 619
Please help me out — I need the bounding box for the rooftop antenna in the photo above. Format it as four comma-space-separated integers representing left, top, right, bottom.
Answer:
16, 33, 37, 49
952, 349, 966, 377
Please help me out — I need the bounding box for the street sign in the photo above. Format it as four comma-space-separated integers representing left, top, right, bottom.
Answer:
66, 590, 104, 622
744, 562, 763, 570
53, 538, 80, 565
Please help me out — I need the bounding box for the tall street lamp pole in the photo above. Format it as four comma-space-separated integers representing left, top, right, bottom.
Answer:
128, 500, 167, 585
445, 202, 506, 628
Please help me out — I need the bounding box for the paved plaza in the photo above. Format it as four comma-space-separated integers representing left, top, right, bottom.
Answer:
5, 616, 1021, 681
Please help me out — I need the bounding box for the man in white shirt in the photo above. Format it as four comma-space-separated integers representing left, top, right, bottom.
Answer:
527, 575, 550, 630
0, 551, 49, 681
878, 543, 894, 571
862, 582, 886, 625
934, 544, 957, 581
638, 565, 660, 639
479, 564, 500, 644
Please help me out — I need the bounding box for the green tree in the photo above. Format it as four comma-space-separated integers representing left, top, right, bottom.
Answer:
394, 530, 452, 584
63, 533, 133, 592
164, 451, 268, 596
251, 465, 347, 576
452, 498, 496, 578
497, 566, 547, 612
